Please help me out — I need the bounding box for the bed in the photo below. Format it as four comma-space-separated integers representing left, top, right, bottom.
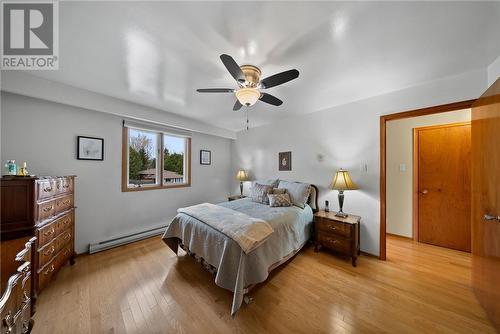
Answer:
162, 182, 318, 315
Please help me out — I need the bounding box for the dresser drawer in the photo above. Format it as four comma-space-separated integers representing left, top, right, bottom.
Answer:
55, 211, 73, 235
37, 200, 56, 222
318, 234, 351, 254
56, 246, 72, 269
56, 229, 73, 253
38, 239, 57, 268
36, 179, 57, 200
55, 195, 73, 214
37, 221, 57, 247
38, 261, 55, 291
55, 177, 73, 195
316, 217, 352, 238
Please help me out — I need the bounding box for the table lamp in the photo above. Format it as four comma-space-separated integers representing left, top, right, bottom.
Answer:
331, 169, 358, 218
236, 170, 249, 197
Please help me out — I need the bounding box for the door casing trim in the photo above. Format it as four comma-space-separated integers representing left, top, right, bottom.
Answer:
379, 100, 475, 260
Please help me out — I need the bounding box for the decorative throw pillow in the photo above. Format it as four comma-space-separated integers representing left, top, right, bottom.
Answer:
252, 179, 279, 189
268, 193, 292, 207
251, 183, 272, 205
277, 181, 311, 209
269, 188, 287, 195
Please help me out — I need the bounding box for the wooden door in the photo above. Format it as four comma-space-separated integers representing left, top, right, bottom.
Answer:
415, 122, 471, 251
471, 79, 500, 331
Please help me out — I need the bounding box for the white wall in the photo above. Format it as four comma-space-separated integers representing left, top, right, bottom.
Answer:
232, 69, 487, 256
1, 92, 233, 254
488, 55, 500, 86
386, 109, 471, 238
1, 72, 236, 139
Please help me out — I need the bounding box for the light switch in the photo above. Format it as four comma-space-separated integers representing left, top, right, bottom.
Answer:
399, 163, 406, 172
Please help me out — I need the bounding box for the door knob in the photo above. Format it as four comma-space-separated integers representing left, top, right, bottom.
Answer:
483, 214, 500, 221
420, 189, 429, 194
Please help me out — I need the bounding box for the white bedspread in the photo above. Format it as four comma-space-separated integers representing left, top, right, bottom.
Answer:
177, 203, 274, 254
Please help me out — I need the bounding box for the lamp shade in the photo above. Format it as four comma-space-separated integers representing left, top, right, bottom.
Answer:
331, 169, 358, 191
236, 170, 249, 181
235, 88, 260, 106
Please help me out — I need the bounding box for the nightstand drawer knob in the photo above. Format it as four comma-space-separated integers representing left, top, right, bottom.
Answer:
329, 226, 336, 230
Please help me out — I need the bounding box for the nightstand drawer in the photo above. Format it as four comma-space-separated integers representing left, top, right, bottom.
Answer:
316, 217, 351, 238
318, 234, 351, 254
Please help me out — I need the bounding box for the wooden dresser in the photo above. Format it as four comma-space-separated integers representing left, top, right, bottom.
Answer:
1, 176, 76, 296
314, 210, 361, 266
0, 238, 36, 334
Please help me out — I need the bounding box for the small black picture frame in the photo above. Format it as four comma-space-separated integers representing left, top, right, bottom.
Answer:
77, 136, 104, 161
278, 151, 292, 171
200, 150, 211, 165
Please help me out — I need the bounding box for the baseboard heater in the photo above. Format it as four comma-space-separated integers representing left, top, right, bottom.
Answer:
88, 225, 167, 254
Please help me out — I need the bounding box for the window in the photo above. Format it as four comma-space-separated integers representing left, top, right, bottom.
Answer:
122, 121, 191, 191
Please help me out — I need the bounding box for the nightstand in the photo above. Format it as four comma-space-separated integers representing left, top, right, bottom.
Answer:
314, 210, 361, 266
228, 195, 247, 201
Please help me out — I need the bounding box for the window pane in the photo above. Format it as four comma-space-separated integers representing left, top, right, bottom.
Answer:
163, 135, 185, 184
128, 129, 158, 187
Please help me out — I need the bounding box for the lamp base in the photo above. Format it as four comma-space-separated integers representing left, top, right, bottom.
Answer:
336, 190, 348, 218
335, 211, 348, 218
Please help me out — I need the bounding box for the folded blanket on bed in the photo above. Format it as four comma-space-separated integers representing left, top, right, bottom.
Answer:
177, 203, 274, 254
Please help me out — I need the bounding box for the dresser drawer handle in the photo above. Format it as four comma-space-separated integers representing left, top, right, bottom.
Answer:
44, 264, 55, 275
63, 234, 71, 241
43, 186, 53, 192
63, 249, 69, 255
43, 227, 55, 236
329, 226, 337, 230
60, 200, 71, 206
42, 205, 54, 213
63, 183, 70, 189
43, 246, 55, 256
326, 238, 339, 244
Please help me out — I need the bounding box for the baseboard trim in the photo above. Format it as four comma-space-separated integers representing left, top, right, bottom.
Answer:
386, 233, 414, 240
88, 225, 167, 254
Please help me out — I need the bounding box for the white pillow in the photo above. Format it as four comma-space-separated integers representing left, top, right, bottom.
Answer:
277, 181, 311, 209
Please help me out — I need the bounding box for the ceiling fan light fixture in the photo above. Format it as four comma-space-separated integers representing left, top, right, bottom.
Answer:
235, 88, 260, 107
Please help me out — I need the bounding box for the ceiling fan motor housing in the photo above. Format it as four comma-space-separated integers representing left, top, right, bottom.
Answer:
240, 65, 261, 88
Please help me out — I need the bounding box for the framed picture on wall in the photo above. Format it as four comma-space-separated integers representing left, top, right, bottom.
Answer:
279, 151, 292, 171
77, 136, 104, 161
200, 150, 211, 165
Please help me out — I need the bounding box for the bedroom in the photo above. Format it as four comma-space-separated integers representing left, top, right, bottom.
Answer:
1, 1, 499, 333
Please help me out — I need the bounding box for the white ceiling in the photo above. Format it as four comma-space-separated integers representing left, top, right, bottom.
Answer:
28, 1, 500, 131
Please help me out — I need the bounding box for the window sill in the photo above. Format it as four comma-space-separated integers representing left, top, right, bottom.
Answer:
122, 183, 191, 192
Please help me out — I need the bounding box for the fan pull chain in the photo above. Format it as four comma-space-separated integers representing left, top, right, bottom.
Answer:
246, 109, 249, 130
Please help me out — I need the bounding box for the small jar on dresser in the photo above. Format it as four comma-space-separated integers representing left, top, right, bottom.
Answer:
314, 210, 361, 266
1, 175, 76, 298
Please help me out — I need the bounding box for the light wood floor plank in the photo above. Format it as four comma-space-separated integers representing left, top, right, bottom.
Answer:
32, 235, 495, 333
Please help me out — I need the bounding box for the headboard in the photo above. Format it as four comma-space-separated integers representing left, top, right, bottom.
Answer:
308, 184, 319, 213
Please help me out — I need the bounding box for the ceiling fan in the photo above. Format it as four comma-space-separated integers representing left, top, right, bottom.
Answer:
197, 54, 299, 111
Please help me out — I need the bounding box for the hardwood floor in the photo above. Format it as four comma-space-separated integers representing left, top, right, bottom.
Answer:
32, 235, 495, 333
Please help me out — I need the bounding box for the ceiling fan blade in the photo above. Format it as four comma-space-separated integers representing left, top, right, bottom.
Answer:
220, 54, 245, 83
196, 88, 234, 93
260, 69, 299, 89
259, 93, 283, 106
233, 100, 243, 111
